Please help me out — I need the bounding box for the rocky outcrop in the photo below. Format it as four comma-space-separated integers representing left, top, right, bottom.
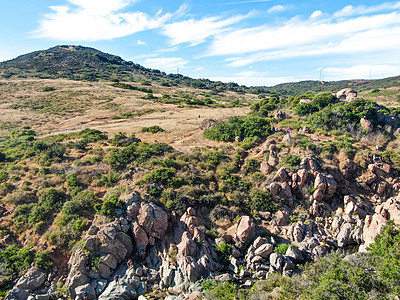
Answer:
336, 88, 357, 101
6, 268, 48, 300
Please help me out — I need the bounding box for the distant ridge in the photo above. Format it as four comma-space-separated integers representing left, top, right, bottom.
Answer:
0, 45, 399, 95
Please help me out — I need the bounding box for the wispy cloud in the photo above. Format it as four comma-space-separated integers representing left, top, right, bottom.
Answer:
33, 0, 176, 41
161, 14, 250, 46
209, 71, 296, 86
222, 0, 271, 5
143, 57, 188, 73
267, 5, 286, 14
322, 64, 400, 80
204, 3, 400, 68
333, 1, 400, 18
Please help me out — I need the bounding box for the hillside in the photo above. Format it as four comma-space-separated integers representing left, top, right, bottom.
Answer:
0, 45, 247, 93
1, 46, 400, 300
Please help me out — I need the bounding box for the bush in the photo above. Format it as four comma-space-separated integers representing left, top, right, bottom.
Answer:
274, 243, 289, 255
141, 125, 165, 133
214, 242, 232, 267
94, 194, 124, 217
38, 188, 68, 211
201, 280, 237, 300
204, 115, 271, 142
249, 190, 278, 212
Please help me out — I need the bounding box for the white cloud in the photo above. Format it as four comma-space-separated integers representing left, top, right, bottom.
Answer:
137, 40, 146, 45
333, 2, 400, 18
161, 14, 249, 46
209, 71, 297, 86
34, 0, 174, 41
143, 57, 188, 73
310, 10, 323, 19
222, 0, 272, 5
267, 5, 286, 14
322, 64, 400, 81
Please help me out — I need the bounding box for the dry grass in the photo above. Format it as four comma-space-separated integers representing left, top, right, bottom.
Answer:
0, 78, 254, 152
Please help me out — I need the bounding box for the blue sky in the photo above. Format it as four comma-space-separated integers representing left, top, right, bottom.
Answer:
0, 0, 399, 86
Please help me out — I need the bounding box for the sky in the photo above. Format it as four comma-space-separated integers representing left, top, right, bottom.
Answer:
0, 0, 399, 86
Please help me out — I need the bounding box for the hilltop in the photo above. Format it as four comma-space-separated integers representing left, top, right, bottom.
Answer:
0, 45, 246, 93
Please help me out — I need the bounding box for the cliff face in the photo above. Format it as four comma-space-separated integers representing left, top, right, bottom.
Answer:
6, 152, 400, 299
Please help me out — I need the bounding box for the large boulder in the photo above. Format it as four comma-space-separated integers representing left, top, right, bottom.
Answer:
15, 267, 47, 291
234, 216, 255, 249
137, 203, 168, 240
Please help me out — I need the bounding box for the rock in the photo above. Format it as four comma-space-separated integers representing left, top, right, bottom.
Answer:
215, 273, 234, 282
254, 243, 273, 259
88, 225, 99, 235
312, 245, 328, 258
260, 161, 272, 175
15, 267, 47, 291
274, 110, 286, 119
35, 295, 50, 300
361, 213, 387, 250
360, 118, 373, 131
269, 252, 284, 273
98, 281, 137, 300
273, 210, 289, 226
5, 287, 30, 300
137, 203, 168, 240
297, 169, 308, 187
96, 279, 108, 296
268, 156, 279, 167
269, 182, 280, 196
285, 245, 304, 263
101, 254, 118, 270
234, 216, 255, 248
336, 88, 357, 101
98, 263, 113, 279
75, 283, 96, 300
273, 167, 290, 183
337, 223, 354, 247
184, 291, 203, 300
125, 191, 140, 205
299, 98, 312, 104
283, 257, 295, 271
132, 223, 148, 255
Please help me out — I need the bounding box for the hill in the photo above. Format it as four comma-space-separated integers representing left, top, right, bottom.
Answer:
0, 45, 247, 93
1, 46, 400, 300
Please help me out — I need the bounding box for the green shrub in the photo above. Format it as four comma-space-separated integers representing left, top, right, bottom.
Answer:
275, 243, 290, 255
94, 194, 124, 217
249, 190, 278, 212
243, 159, 260, 174
140, 167, 183, 188
201, 279, 237, 300
214, 242, 232, 267
38, 188, 68, 211
141, 125, 165, 133
282, 154, 301, 171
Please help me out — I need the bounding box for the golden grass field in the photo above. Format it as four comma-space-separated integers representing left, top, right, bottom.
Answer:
0, 79, 256, 152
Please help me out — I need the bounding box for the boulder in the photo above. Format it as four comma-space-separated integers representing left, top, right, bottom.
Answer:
5, 287, 30, 300
285, 245, 304, 263
234, 216, 255, 248
273, 167, 290, 183
254, 243, 273, 259
360, 118, 373, 131
137, 203, 168, 240
269, 182, 280, 196
15, 267, 47, 291
75, 283, 96, 300
336, 88, 357, 101
269, 252, 284, 273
